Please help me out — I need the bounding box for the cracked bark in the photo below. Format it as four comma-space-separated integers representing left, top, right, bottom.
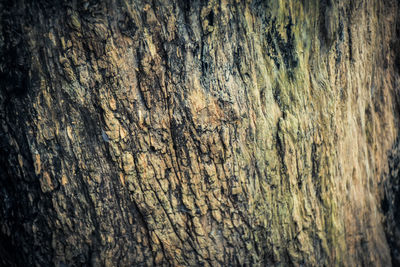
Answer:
1, 0, 400, 266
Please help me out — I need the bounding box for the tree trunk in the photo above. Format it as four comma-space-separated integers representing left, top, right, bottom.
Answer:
1, 0, 400, 266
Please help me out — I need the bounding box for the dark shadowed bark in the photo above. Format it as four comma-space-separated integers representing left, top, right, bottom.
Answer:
1, 0, 400, 266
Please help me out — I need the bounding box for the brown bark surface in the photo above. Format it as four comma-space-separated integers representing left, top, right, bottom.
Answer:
1, 0, 400, 266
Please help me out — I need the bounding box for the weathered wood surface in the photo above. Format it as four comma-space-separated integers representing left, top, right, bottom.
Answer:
1, 0, 400, 266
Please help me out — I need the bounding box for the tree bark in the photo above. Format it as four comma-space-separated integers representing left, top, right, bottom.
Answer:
1, 0, 400, 266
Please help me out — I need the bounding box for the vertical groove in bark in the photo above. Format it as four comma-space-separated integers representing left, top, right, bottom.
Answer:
1, 0, 400, 266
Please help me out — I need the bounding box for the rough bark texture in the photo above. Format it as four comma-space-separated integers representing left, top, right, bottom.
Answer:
1, 0, 400, 266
